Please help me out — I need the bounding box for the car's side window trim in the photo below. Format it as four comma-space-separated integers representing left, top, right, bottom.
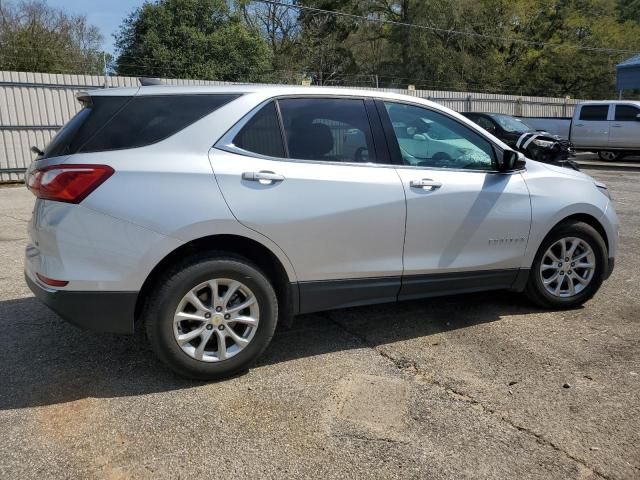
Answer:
273, 99, 290, 158
363, 98, 391, 165
374, 99, 510, 173
216, 95, 392, 169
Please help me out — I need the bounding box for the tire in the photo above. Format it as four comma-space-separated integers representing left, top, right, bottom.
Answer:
144, 253, 278, 380
598, 151, 620, 162
525, 221, 607, 309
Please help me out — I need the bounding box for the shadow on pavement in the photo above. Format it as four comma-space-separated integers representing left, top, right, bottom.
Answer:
0, 292, 543, 410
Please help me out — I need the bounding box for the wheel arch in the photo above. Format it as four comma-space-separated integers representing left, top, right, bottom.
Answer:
134, 234, 298, 324
552, 213, 609, 254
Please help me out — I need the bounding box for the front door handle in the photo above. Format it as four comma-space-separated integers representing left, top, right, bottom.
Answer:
410, 179, 442, 190
611, 124, 622, 128
242, 171, 285, 184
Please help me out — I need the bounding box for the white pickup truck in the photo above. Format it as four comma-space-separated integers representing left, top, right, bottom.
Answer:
521, 100, 640, 161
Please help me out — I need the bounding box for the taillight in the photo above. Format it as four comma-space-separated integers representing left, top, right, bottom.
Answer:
27, 164, 114, 204
36, 273, 69, 287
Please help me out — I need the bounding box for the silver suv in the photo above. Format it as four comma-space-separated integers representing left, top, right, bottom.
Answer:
25, 86, 619, 379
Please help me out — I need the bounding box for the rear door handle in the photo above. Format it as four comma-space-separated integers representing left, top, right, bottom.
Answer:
611, 124, 622, 128
410, 179, 442, 190
575, 124, 584, 127
242, 171, 285, 184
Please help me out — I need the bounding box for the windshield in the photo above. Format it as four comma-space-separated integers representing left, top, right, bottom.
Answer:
488, 114, 533, 134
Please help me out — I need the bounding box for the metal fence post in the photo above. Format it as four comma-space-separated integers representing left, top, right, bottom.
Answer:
466, 95, 473, 112
515, 97, 523, 116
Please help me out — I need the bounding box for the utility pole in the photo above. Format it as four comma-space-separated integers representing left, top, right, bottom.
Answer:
375, 74, 379, 89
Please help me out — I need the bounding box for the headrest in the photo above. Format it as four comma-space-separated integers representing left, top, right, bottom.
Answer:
288, 123, 334, 159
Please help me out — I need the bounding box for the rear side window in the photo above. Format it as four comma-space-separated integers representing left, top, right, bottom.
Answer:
233, 102, 285, 157
579, 105, 609, 121
614, 105, 640, 121
42, 94, 240, 159
278, 98, 376, 163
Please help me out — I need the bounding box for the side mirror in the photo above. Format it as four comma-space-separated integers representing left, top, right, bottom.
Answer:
636, 113, 640, 121
485, 125, 497, 134
412, 134, 427, 141
499, 150, 526, 171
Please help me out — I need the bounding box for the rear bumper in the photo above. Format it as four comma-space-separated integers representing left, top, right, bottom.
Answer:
25, 272, 137, 335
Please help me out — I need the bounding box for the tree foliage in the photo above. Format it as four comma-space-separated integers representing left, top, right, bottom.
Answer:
240, 0, 640, 98
114, 0, 272, 81
2, 0, 637, 98
0, 0, 105, 74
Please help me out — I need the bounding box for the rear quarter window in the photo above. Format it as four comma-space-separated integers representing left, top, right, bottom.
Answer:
41, 94, 240, 158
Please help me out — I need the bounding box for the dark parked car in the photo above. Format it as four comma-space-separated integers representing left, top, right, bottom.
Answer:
462, 112, 578, 170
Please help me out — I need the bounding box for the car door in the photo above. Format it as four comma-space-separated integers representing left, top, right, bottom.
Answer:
609, 104, 640, 149
571, 104, 611, 148
377, 100, 532, 300
210, 97, 407, 312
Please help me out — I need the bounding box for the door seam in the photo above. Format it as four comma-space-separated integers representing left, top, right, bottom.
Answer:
393, 167, 409, 302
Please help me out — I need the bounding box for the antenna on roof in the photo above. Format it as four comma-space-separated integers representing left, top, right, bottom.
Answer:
138, 77, 164, 86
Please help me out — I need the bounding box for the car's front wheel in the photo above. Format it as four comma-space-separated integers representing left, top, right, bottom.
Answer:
144, 254, 278, 380
525, 221, 607, 309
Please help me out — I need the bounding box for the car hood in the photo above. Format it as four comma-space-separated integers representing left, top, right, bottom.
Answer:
529, 158, 593, 181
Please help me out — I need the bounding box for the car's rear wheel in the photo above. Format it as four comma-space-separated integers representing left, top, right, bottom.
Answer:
598, 151, 620, 161
525, 221, 607, 309
144, 254, 278, 380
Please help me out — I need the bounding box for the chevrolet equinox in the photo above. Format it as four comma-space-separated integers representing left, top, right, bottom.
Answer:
25, 86, 619, 379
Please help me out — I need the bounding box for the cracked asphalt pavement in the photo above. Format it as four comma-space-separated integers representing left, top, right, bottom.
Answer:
0, 169, 638, 479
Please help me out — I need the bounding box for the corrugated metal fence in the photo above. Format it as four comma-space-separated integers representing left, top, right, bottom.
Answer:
0, 70, 581, 183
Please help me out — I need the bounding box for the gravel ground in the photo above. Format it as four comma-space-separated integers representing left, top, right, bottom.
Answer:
0, 169, 638, 480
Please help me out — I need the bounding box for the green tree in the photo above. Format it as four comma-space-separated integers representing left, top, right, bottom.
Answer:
617, 0, 640, 22
114, 0, 272, 81
0, 0, 105, 74
280, 0, 640, 97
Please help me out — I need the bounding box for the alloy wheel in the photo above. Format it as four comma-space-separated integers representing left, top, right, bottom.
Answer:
173, 278, 260, 362
539, 237, 596, 298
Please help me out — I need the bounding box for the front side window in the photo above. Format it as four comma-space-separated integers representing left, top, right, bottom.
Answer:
384, 102, 495, 170
614, 105, 640, 122
278, 98, 376, 163
473, 115, 498, 132
579, 105, 609, 121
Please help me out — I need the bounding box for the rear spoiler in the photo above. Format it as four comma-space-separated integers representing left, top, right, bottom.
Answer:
138, 77, 164, 86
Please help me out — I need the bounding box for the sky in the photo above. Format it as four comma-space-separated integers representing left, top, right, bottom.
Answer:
47, 0, 146, 55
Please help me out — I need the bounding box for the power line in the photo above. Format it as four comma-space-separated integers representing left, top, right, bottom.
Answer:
253, 0, 640, 56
